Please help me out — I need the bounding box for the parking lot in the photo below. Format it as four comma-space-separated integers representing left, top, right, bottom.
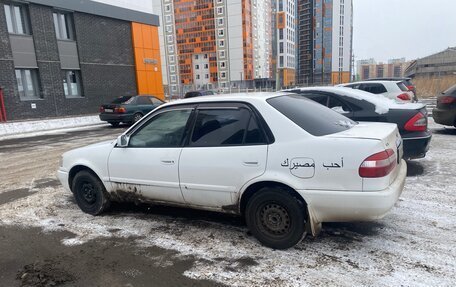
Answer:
0, 120, 455, 286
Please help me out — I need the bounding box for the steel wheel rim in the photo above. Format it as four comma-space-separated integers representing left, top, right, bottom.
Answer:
134, 114, 142, 122
81, 182, 97, 204
258, 202, 291, 237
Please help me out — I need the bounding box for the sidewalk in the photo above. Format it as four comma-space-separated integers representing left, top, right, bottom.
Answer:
0, 115, 107, 138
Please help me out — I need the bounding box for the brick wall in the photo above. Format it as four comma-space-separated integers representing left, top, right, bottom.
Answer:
0, 1, 137, 120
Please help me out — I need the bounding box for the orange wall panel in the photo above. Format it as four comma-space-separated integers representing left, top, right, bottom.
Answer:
132, 23, 164, 99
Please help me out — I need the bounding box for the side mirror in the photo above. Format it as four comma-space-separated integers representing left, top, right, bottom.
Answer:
331, 106, 349, 114
117, 134, 129, 147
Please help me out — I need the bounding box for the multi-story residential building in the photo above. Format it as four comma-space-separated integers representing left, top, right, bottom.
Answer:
297, 0, 353, 86
153, 0, 273, 97
357, 58, 410, 80
0, 0, 163, 121
273, 0, 297, 88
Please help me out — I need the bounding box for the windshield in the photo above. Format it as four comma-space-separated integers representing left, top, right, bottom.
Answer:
111, 96, 134, 104
267, 95, 357, 136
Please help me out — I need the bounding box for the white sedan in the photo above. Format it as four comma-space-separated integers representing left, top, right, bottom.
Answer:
57, 92, 407, 249
338, 80, 415, 102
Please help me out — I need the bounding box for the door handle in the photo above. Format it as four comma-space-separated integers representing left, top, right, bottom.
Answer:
243, 161, 259, 166
161, 159, 175, 165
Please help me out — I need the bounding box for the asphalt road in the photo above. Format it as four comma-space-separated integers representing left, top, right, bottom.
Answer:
0, 122, 455, 286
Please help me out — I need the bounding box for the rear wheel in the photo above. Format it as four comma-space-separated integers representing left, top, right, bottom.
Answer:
72, 170, 110, 215
245, 188, 306, 249
133, 113, 143, 123
109, 122, 119, 127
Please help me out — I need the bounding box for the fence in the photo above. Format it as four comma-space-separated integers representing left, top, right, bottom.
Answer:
0, 87, 6, 122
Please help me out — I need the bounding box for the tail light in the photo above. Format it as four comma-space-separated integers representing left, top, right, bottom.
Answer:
439, 96, 456, 104
406, 85, 414, 91
359, 149, 397, 178
99, 106, 104, 113
114, 107, 126, 113
397, 93, 411, 101
404, 112, 427, 132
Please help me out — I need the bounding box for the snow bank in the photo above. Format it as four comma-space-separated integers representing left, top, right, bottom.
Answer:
0, 115, 106, 137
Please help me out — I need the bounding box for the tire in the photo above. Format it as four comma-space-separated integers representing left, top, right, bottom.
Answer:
72, 170, 110, 215
245, 188, 307, 249
109, 122, 119, 127
132, 113, 143, 123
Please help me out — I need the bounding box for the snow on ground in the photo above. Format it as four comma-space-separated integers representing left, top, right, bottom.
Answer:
0, 115, 106, 138
0, 120, 455, 286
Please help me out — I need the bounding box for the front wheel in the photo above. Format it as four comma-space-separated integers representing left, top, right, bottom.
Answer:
72, 170, 110, 215
108, 122, 119, 127
245, 188, 307, 249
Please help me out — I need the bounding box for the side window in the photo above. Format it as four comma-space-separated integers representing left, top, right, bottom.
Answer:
304, 94, 328, 106
245, 115, 266, 144
129, 109, 192, 148
137, 97, 151, 105
150, 97, 163, 105
190, 108, 250, 147
363, 84, 387, 94
328, 96, 351, 113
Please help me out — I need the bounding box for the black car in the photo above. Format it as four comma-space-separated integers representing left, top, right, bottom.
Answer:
99, 95, 164, 126
433, 84, 456, 128
184, 90, 215, 98
287, 87, 432, 159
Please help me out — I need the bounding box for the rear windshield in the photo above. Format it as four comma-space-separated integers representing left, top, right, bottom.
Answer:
267, 95, 357, 136
112, 96, 134, 104
397, 82, 409, 92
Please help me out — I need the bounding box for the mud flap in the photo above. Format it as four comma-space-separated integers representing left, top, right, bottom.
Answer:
305, 207, 322, 236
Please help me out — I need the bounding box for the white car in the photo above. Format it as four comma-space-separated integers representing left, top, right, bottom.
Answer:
338, 80, 415, 102
58, 92, 407, 249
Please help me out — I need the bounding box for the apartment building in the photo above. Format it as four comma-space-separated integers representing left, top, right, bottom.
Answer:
274, 0, 297, 88
357, 58, 410, 80
297, 0, 353, 86
153, 0, 273, 96
0, 0, 163, 120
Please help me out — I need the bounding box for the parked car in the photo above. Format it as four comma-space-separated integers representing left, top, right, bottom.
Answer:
184, 90, 215, 98
286, 87, 431, 159
58, 92, 406, 249
99, 95, 164, 126
339, 80, 415, 102
366, 77, 417, 99
432, 84, 456, 127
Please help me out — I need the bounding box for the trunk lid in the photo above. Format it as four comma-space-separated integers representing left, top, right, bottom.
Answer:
326, 122, 403, 184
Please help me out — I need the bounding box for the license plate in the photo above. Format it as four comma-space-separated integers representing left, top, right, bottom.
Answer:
104, 109, 113, 113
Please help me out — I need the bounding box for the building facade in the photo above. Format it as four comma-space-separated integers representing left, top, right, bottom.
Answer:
296, 0, 353, 86
273, 0, 297, 88
153, 0, 274, 97
356, 58, 410, 80
0, 0, 163, 121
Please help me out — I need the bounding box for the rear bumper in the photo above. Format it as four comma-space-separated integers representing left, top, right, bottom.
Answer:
299, 159, 407, 224
99, 113, 134, 123
432, 108, 456, 126
402, 134, 432, 159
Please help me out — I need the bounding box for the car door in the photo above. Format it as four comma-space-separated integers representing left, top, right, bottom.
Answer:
178, 103, 268, 207
108, 106, 194, 203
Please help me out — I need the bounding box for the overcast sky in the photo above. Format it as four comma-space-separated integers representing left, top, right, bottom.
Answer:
353, 0, 456, 63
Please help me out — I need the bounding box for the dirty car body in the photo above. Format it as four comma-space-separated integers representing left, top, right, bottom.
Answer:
58, 92, 407, 249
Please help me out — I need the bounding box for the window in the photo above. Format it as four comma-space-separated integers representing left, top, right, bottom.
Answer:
219, 50, 225, 58
267, 95, 356, 136
245, 115, 266, 144
4, 4, 30, 35
63, 70, 82, 98
15, 69, 41, 100
53, 12, 75, 40
190, 108, 251, 147
361, 83, 387, 94
129, 109, 192, 148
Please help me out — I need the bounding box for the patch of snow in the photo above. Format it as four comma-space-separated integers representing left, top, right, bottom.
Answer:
0, 115, 106, 138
